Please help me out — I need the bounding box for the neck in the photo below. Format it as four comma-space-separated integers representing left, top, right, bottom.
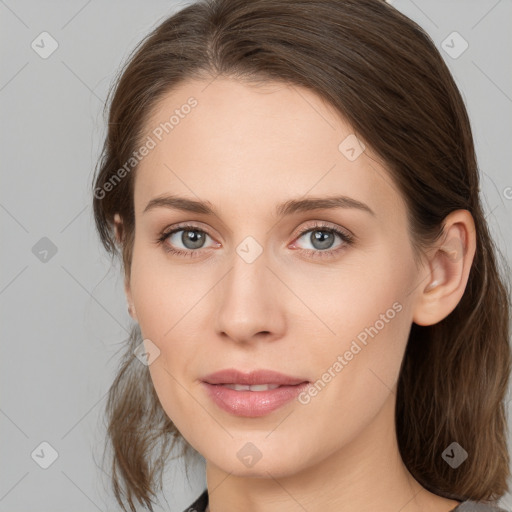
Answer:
205, 391, 460, 512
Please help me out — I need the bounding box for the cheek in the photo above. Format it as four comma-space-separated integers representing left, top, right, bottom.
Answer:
128, 243, 216, 408
297, 244, 412, 346
297, 246, 415, 407
129, 248, 208, 437
129, 242, 199, 335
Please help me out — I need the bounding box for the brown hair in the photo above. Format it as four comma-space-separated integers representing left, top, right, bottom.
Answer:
91, 0, 512, 510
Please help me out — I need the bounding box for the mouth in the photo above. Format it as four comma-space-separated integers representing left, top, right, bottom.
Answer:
200, 369, 310, 417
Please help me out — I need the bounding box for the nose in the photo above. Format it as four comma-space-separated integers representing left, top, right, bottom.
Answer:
214, 248, 286, 345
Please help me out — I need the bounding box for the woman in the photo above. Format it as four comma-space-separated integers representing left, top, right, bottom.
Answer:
91, 0, 511, 511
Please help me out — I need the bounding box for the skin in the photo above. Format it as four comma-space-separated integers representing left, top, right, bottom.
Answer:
115, 76, 476, 512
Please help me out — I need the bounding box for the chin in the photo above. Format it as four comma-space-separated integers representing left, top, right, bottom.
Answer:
204, 440, 311, 479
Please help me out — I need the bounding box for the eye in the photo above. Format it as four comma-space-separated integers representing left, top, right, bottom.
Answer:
156, 221, 355, 259
156, 224, 218, 257
291, 222, 354, 259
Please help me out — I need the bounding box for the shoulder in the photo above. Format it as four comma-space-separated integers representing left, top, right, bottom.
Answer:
182, 489, 208, 512
451, 500, 510, 512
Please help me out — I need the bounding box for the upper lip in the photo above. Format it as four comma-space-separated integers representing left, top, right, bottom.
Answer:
202, 369, 309, 386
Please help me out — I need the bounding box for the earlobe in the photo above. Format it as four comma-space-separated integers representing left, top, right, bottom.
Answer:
115, 213, 137, 321
124, 278, 138, 321
127, 302, 137, 320
126, 293, 138, 322
412, 210, 476, 327
114, 213, 124, 246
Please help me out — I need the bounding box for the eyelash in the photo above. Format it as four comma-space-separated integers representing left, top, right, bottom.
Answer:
155, 222, 355, 260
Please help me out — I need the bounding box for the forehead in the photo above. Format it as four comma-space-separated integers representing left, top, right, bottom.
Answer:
133, 77, 404, 223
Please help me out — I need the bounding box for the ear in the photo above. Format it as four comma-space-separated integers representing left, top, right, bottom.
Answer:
114, 213, 138, 322
113, 212, 124, 246
412, 209, 476, 326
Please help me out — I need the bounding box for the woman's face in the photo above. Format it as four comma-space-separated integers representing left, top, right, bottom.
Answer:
124, 77, 429, 477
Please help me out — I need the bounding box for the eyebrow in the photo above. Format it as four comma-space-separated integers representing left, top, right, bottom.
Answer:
143, 194, 375, 217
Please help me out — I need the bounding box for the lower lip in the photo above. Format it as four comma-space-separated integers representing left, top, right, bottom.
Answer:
201, 381, 310, 417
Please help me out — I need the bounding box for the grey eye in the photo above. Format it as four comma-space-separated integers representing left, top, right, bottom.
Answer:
297, 229, 342, 251
169, 229, 210, 250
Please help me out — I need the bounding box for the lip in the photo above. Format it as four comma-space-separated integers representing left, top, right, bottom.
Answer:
201, 369, 310, 417
201, 368, 308, 386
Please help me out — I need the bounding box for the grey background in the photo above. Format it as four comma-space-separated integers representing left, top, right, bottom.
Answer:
1, 0, 511, 510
